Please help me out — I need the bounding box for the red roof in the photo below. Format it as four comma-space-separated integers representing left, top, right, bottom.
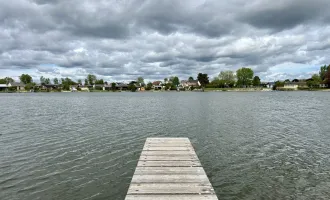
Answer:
152, 81, 162, 85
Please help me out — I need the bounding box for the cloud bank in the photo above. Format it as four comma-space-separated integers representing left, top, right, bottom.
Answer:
1, 0, 330, 82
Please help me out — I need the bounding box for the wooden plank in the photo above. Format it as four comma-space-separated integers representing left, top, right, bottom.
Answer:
125, 195, 218, 200
127, 183, 215, 195
134, 167, 206, 175
143, 147, 193, 151
140, 155, 198, 161
137, 160, 201, 167
141, 151, 197, 156
131, 174, 210, 183
125, 137, 218, 200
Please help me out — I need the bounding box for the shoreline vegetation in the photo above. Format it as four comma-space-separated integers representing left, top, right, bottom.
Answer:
1, 65, 329, 93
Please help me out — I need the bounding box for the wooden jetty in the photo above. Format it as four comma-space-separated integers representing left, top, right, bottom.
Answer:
125, 137, 218, 200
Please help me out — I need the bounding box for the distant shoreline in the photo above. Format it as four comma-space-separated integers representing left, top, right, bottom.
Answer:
1, 88, 330, 93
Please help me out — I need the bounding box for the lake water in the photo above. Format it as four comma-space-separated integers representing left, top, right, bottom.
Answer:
1, 92, 330, 200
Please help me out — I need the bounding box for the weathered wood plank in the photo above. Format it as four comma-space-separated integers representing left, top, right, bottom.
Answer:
143, 147, 193, 151
131, 174, 210, 183
134, 167, 206, 175
139, 155, 198, 161
127, 183, 215, 195
125, 195, 219, 200
137, 160, 201, 167
141, 151, 197, 156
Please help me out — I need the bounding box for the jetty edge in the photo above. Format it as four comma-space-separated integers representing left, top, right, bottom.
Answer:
125, 137, 219, 200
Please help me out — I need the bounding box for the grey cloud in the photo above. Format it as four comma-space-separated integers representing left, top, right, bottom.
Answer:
239, 0, 330, 31
1, 0, 330, 82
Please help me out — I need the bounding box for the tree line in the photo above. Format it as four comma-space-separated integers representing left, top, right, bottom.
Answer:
1, 65, 330, 91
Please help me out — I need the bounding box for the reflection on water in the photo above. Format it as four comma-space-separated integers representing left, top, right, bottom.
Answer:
0, 92, 330, 200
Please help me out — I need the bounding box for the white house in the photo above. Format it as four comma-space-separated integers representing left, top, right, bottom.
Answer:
284, 82, 299, 90
152, 81, 163, 90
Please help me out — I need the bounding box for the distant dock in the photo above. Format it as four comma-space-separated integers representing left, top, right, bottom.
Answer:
125, 137, 218, 200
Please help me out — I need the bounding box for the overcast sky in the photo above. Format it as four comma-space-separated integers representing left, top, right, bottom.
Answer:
1, 0, 330, 83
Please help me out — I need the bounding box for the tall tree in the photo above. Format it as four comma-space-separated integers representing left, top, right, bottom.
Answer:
20, 74, 33, 84
40, 76, 45, 84
197, 73, 209, 88
87, 74, 97, 85
0, 77, 14, 84
219, 71, 235, 87
111, 82, 116, 91
307, 74, 322, 88
44, 78, 51, 84
53, 78, 59, 85
172, 76, 180, 86
137, 77, 145, 86
61, 77, 76, 91
325, 69, 330, 87
84, 79, 88, 85
77, 79, 82, 85
319, 65, 328, 80
5, 77, 14, 84
164, 78, 168, 84
95, 79, 104, 84
188, 77, 194, 81
236, 68, 254, 87
252, 76, 261, 86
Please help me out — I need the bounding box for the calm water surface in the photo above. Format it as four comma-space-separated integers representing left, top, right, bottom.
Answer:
1, 92, 330, 200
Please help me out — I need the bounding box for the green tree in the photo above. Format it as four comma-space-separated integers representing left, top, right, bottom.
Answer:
219, 71, 235, 87
188, 76, 194, 81
61, 77, 76, 91
24, 83, 35, 91
137, 77, 145, 86
40, 76, 45, 84
77, 79, 82, 85
44, 78, 51, 84
53, 78, 59, 84
319, 65, 329, 80
95, 79, 104, 84
0, 77, 14, 84
236, 68, 254, 87
146, 82, 153, 90
128, 83, 137, 92
84, 79, 88, 85
325, 69, 330, 87
111, 82, 116, 91
284, 79, 291, 83
274, 81, 284, 90
5, 77, 14, 84
87, 74, 97, 85
20, 74, 33, 84
172, 76, 180, 86
197, 73, 209, 89
252, 76, 261, 87
165, 83, 172, 90
307, 74, 322, 88
164, 78, 168, 84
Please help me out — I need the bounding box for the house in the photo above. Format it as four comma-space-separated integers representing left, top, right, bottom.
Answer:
116, 83, 129, 90
41, 84, 60, 91
152, 81, 163, 90
320, 83, 329, 88
266, 82, 275, 88
0, 84, 9, 91
9, 82, 25, 91
181, 80, 201, 90
284, 82, 299, 90
71, 84, 90, 91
